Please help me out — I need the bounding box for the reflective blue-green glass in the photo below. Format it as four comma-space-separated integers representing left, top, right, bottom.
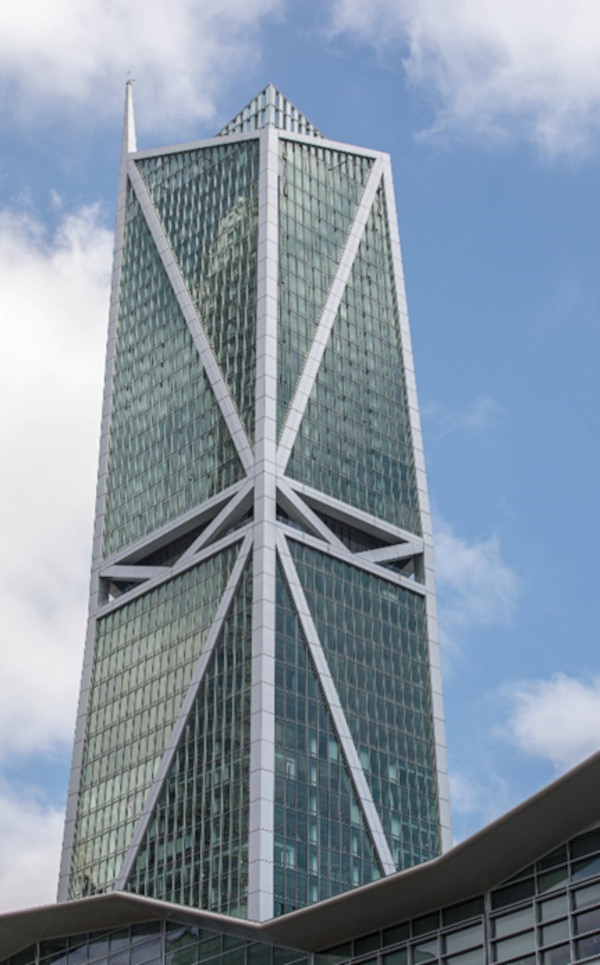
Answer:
278, 140, 374, 429
288, 540, 440, 868
126, 557, 253, 917
135, 141, 259, 439
103, 185, 244, 558
69, 544, 240, 899
274, 562, 382, 914
285, 185, 421, 535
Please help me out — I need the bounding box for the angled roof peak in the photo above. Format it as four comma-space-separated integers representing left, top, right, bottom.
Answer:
217, 84, 323, 139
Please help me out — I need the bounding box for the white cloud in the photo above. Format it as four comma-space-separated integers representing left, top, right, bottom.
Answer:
502, 673, 600, 770
449, 766, 511, 840
0, 783, 64, 912
0, 0, 282, 131
434, 519, 518, 653
423, 395, 504, 440
329, 0, 600, 155
0, 204, 111, 759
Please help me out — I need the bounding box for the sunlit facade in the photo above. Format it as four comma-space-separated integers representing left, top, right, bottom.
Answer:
57, 84, 450, 923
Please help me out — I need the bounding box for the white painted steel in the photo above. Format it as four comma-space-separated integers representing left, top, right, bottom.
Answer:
115, 535, 253, 890
57, 82, 137, 900
248, 125, 280, 922
127, 161, 255, 475
277, 158, 384, 473
277, 532, 397, 875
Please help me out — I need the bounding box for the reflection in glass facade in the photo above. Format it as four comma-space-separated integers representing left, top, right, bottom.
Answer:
60, 85, 449, 920
278, 140, 373, 428
274, 565, 382, 913
288, 543, 439, 869
285, 184, 421, 535
126, 558, 253, 916
69, 546, 240, 899
320, 828, 600, 965
135, 141, 260, 440
103, 189, 244, 559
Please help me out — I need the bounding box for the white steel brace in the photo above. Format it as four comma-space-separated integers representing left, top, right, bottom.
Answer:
115, 533, 253, 890
127, 161, 255, 475
277, 532, 397, 876
276, 478, 347, 552
277, 157, 384, 473
179, 479, 254, 564
278, 524, 426, 597
57, 81, 136, 900
101, 481, 246, 568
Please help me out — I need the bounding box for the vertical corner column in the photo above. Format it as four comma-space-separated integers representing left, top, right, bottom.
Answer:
382, 157, 452, 852
248, 124, 280, 921
57, 92, 133, 902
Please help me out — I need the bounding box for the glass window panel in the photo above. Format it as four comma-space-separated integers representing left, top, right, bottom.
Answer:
576, 907, 600, 934
108, 951, 130, 965
444, 925, 484, 954
538, 868, 569, 893
355, 934, 381, 955
493, 908, 534, 939
442, 899, 485, 927
572, 830, 600, 859
66, 946, 89, 965
576, 934, 600, 959
321, 945, 352, 963
573, 855, 600, 883
541, 946, 570, 965
413, 940, 438, 963
540, 920, 569, 945
445, 949, 484, 965
539, 847, 567, 871
539, 895, 568, 921
383, 950, 408, 965
383, 925, 410, 947
131, 939, 161, 965
492, 932, 535, 962
491, 881, 535, 910
248, 945, 272, 965
414, 916, 440, 938
574, 881, 600, 909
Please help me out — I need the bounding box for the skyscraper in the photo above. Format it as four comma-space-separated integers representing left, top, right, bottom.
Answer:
58, 83, 451, 923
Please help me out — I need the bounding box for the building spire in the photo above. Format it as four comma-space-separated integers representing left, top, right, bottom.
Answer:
121, 76, 137, 163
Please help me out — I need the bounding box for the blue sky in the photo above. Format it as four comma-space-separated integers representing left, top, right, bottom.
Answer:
0, 0, 599, 912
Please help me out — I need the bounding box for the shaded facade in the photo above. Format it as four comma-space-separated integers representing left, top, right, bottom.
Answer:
58, 84, 450, 922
